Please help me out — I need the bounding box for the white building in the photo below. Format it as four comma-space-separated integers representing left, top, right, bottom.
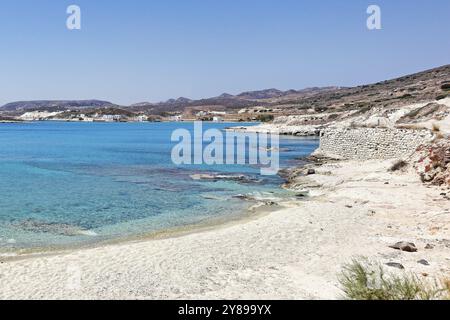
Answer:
196, 111, 207, 117
102, 115, 123, 122
210, 111, 227, 115
170, 115, 183, 122
136, 115, 148, 122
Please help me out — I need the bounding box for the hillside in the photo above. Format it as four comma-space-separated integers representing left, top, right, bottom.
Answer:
1, 65, 449, 119
0, 100, 115, 112
129, 65, 449, 116
128, 87, 342, 115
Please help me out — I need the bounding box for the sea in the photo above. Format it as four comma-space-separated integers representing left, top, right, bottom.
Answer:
0, 121, 319, 255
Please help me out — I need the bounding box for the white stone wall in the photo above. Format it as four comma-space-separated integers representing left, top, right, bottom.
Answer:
316, 127, 434, 160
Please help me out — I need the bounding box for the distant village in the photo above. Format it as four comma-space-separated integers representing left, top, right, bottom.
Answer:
14, 106, 279, 123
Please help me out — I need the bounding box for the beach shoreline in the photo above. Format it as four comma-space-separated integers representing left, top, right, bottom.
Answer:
0, 199, 280, 263
1, 156, 448, 299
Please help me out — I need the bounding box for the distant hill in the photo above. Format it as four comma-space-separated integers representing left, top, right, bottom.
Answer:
2, 65, 449, 117
264, 64, 450, 114
237, 88, 285, 100
0, 100, 115, 112
128, 87, 341, 115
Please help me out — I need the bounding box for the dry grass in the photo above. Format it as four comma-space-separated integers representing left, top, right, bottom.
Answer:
339, 259, 450, 300
432, 123, 441, 132
431, 123, 445, 141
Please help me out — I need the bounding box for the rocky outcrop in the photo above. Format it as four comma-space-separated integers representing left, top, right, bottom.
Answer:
413, 138, 450, 186
397, 102, 450, 124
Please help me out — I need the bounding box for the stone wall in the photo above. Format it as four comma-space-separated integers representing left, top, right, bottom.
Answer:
315, 127, 434, 160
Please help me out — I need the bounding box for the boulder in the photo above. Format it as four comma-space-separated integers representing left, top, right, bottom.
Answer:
389, 241, 418, 252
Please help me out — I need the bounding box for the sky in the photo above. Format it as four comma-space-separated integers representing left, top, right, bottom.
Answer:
0, 0, 449, 106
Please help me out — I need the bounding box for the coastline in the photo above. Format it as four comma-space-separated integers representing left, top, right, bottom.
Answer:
0, 199, 280, 262
0, 120, 305, 261
1, 157, 448, 299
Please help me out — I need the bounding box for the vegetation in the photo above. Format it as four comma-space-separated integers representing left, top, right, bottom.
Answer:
256, 114, 274, 122
327, 113, 340, 120
441, 83, 450, 90
339, 259, 450, 300
432, 123, 441, 133
389, 160, 408, 172
352, 104, 372, 115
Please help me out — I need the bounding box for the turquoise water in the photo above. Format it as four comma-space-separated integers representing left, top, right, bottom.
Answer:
0, 122, 318, 254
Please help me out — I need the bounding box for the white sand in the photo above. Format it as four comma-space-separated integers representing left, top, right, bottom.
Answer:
1, 159, 449, 300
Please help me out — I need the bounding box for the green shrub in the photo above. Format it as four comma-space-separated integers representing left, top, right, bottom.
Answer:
327, 113, 340, 120
256, 114, 274, 122
389, 160, 408, 172
353, 105, 372, 115
441, 83, 450, 90
339, 259, 449, 300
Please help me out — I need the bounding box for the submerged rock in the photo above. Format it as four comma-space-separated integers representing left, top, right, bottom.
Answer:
15, 219, 97, 237
190, 173, 262, 184
233, 192, 283, 208
201, 194, 227, 201
233, 194, 254, 201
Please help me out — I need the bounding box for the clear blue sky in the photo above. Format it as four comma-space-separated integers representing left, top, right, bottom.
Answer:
0, 0, 449, 106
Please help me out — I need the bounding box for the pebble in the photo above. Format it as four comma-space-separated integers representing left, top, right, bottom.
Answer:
385, 262, 405, 269
417, 259, 430, 266
368, 210, 376, 215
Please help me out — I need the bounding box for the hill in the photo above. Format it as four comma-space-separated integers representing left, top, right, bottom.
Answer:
0, 100, 115, 112
1, 65, 449, 118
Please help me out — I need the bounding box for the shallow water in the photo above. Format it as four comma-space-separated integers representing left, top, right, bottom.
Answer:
0, 122, 318, 253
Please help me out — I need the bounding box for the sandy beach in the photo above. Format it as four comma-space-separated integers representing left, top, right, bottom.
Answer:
1, 158, 448, 300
